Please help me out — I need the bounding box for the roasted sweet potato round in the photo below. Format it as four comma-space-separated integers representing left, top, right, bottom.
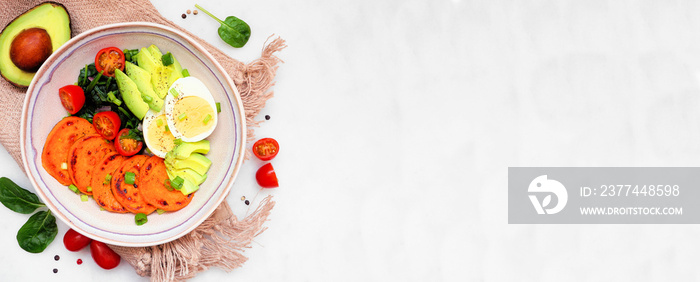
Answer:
140, 156, 193, 212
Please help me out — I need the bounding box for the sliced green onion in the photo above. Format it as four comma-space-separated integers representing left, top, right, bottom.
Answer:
164, 125, 170, 132
171, 176, 184, 190
161, 52, 174, 66
178, 113, 187, 121
182, 69, 190, 77
157, 209, 166, 215
86, 70, 104, 93
142, 94, 153, 102
125, 172, 136, 185
104, 174, 112, 185
164, 179, 174, 191
203, 114, 212, 125
81, 194, 89, 202
170, 88, 179, 97
100, 207, 106, 211
216, 102, 221, 113
68, 184, 79, 194
61, 162, 68, 170
86, 186, 92, 193
135, 213, 148, 226
107, 91, 122, 106
156, 119, 163, 127
174, 138, 183, 146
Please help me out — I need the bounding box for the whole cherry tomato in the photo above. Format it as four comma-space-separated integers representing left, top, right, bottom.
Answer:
255, 163, 279, 188
63, 228, 92, 252
59, 85, 85, 115
90, 241, 121, 269
92, 111, 121, 140
94, 47, 125, 77
114, 128, 143, 157
252, 138, 279, 161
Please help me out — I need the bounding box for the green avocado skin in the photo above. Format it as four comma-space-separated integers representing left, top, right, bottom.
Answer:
0, 3, 71, 87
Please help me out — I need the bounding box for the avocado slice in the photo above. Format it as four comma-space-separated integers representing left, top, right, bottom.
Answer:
166, 140, 210, 160
165, 163, 207, 186
165, 152, 212, 176
0, 3, 71, 87
114, 69, 149, 119
125, 61, 163, 111
149, 44, 185, 86
135, 46, 169, 99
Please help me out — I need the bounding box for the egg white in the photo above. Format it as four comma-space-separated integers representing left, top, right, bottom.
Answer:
164, 77, 218, 142
142, 109, 173, 158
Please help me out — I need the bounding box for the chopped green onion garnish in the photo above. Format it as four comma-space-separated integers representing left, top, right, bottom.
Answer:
178, 113, 187, 120
86, 186, 92, 193
104, 174, 112, 185
135, 213, 148, 226
156, 119, 163, 127
203, 114, 212, 125
170, 88, 179, 97
164, 125, 170, 132
216, 102, 221, 113
174, 138, 183, 146
125, 172, 136, 185
68, 184, 79, 194
182, 69, 190, 77
81, 194, 89, 202
164, 179, 174, 191
161, 52, 174, 66
107, 91, 122, 106
157, 209, 166, 215
61, 162, 68, 170
171, 176, 184, 189
142, 94, 153, 102
100, 207, 106, 211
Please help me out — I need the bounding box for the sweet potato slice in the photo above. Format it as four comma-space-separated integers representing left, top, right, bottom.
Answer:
41, 117, 97, 185
67, 134, 116, 194
90, 153, 127, 213
140, 156, 193, 212
111, 155, 156, 214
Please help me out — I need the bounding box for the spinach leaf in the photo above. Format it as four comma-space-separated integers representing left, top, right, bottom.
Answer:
195, 4, 251, 48
16, 210, 58, 253
0, 177, 45, 214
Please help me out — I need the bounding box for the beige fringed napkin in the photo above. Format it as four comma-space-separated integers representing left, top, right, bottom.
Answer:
0, 0, 285, 281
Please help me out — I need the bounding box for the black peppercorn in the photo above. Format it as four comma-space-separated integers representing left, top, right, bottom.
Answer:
245, 200, 250, 205
181, 14, 187, 19
265, 115, 270, 120
53, 268, 58, 273
54, 255, 60, 261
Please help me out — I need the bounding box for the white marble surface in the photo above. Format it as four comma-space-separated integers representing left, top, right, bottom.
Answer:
4, 0, 700, 281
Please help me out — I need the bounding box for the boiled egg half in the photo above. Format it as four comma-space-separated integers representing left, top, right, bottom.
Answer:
142, 109, 176, 158
164, 77, 218, 142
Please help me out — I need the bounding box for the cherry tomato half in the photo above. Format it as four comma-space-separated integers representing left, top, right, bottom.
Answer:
252, 138, 279, 161
59, 85, 85, 115
255, 163, 279, 188
93, 111, 121, 140
90, 241, 121, 270
63, 228, 92, 252
114, 128, 143, 157
94, 47, 125, 77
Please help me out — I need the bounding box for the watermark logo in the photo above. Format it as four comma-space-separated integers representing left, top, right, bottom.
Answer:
528, 175, 568, 215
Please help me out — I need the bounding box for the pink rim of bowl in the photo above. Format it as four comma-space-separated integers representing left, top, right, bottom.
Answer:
20, 22, 246, 247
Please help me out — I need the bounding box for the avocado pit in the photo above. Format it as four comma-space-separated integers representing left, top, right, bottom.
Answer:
10, 28, 52, 72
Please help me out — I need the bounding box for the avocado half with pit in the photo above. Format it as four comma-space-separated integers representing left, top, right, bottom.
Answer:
0, 2, 71, 87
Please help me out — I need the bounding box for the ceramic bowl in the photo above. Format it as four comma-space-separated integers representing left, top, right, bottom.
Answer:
20, 22, 245, 247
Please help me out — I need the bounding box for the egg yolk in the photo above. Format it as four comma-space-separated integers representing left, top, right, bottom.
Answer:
147, 114, 175, 153
171, 96, 216, 138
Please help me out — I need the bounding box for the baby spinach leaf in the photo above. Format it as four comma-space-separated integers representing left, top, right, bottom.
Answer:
17, 210, 58, 253
195, 4, 251, 48
0, 177, 45, 214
